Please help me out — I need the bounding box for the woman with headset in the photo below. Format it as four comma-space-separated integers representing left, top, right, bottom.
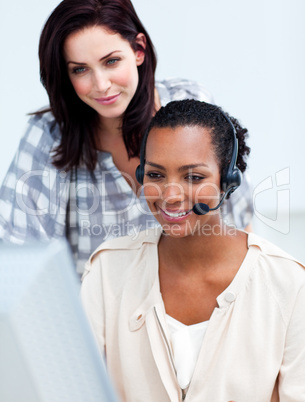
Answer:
81, 100, 305, 401
0, 0, 253, 273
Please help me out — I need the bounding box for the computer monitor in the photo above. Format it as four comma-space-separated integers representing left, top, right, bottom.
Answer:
0, 240, 119, 402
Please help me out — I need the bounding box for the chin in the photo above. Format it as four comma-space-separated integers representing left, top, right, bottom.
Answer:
97, 106, 126, 120
161, 224, 196, 239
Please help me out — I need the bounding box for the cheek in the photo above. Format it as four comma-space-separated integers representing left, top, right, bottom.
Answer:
69, 77, 91, 97
193, 181, 221, 204
143, 183, 162, 207
116, 63, 139, 90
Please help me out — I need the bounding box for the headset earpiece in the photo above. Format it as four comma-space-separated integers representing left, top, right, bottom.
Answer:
221, 166, 242, 196
220, 112, 242, 198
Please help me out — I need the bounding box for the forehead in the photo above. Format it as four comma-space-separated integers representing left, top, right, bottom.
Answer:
145, 125, 217, 166
63, 25, 132, 59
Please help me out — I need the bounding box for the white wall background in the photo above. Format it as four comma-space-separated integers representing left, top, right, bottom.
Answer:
1, 0, 304, 259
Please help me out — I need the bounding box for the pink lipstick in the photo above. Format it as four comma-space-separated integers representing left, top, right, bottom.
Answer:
94, 93, 120, 105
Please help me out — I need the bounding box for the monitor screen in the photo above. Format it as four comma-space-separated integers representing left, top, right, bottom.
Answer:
0, 240, 119, 402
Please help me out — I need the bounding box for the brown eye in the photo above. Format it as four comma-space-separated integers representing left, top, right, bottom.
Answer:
186, 175, 205, 182
146, 172, 163, 180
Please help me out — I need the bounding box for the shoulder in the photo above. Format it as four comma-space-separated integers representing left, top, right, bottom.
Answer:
0, 111, 69, 242
0, 111, 65, 207
248, 232, 305, 312
11, 111, 61, 174
156, 77, 214, 105
249, 232, 304, 269
24, 111, 61, 148
82, 227, 162, 283
88, 227, 161, 262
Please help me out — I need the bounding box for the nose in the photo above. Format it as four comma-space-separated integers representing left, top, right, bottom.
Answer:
162, 182, 184, 205
92, 70, 111, 93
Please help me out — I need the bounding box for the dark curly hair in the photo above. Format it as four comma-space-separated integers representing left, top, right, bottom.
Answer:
145, 99, 250, 177
38, 0, 157, 171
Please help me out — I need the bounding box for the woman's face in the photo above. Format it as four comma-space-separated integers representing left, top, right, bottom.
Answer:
143, 125, 222, 238
64, 25, 145, 122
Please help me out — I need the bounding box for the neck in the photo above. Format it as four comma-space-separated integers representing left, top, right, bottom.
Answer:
154, 88, 161, 112
158, 222, 243, 275
96, 116, 122, 151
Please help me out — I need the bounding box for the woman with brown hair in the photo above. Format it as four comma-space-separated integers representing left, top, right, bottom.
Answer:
0, 0, 253, 273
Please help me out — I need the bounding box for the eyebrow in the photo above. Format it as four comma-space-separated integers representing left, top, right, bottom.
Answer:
66, 51, 121, 65
145, 161, 208, 171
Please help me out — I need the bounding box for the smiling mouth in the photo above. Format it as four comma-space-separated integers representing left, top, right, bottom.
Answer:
94, 94, 120, 104
164, 210, 189, 217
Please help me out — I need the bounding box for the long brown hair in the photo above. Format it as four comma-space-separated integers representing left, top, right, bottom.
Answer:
39, 0, 157, 170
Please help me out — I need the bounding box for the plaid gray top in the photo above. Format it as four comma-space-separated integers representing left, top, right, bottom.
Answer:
0, 78, 253, 273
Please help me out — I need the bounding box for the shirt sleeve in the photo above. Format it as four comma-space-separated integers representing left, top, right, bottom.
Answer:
0, 113, 70, 243
278, 282, 305, 401
156, 77, 215, 106
81, 258, 106, 359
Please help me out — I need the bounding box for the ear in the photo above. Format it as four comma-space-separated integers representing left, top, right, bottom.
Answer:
135, 33, 146, 66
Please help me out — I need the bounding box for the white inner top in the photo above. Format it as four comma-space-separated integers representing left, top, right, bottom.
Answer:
166, 314, 209, 390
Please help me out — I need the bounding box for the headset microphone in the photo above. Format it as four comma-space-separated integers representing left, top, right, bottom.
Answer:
192, 188, 230, 215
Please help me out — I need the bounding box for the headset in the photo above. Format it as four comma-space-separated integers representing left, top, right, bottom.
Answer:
135, 106, 242, 215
